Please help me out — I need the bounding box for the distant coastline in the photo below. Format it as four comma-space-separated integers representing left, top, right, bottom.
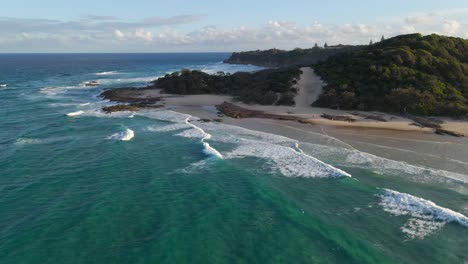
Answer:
97, 33, 467, 141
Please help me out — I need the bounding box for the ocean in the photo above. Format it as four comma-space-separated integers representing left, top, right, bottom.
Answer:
0, 53, 467, 263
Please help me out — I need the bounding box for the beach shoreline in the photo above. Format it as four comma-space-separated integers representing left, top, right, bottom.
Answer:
97, 65, 468, 175
98, 87, 468, 175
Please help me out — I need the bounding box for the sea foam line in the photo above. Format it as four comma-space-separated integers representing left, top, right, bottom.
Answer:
142, 111, 351, 177
184, 117, 223, 159
295, 142, 351, 177
95, 71, 119, 76
300, 142, 468, 185
378, 188, 468, 239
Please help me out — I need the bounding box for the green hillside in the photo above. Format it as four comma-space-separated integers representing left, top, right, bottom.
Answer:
313, 34, 468, 116
224, 45, 361, 67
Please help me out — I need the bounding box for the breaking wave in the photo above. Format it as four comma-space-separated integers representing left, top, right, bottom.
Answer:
198, 61, 265, 74
95, 71, 119, 76
142, 111, 350, 177
107, 128, 135, 141
66, 110, 84, 117
378, 189, 468, 239
184, 117, 223, 159
299, 143, 468, 184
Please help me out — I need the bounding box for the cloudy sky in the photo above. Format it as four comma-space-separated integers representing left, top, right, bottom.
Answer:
1, 0, 467, 52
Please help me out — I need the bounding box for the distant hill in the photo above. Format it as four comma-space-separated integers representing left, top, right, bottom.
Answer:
313, 34, 468, 116
224, 45, 362, 67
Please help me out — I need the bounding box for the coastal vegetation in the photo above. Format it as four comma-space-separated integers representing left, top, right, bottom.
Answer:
225, 33, 468, 116
313, 34, 468, 116
224, 45, 362, 67
153, 68, 302, 105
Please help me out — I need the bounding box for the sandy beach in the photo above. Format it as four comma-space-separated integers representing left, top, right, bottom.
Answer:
100, 67, 468, 175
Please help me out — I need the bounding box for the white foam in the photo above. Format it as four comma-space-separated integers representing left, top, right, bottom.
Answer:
95, 71, 119, 76
141, 111, 351, 176
194, 122, 350, 177
14, 136, 69, 146
176, 128, 206, 138
107, 128, 134, 141
146, 123, 191, 132
202, 142, 223, 159
137, 110, 191, 123
199, 62, 265, 74
226, 141, 351, 178
40, 85, 89, 95
79, 102, 91, 106
300, 143, 468, 184
49, 103, 80, 107
66, 110, 84, 117
0, 84, 7, 87
81, 109, 135, 119
15, 138, 46, 145
378, 189, 468, 239
184, 117, 223, 159
93, 75, 162, 86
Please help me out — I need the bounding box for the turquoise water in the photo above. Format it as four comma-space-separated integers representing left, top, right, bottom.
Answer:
0, 54, 467, 263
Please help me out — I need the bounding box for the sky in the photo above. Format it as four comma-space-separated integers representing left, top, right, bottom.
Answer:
1, 0, 467, 52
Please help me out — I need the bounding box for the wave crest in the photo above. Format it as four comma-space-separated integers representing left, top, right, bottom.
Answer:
378, 189, 468, 239
107, 128, 135, 141
95, 71, 119, 76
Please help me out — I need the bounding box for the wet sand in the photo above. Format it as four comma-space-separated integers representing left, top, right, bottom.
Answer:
98, 67, 468, 175
154, 93, 468, 175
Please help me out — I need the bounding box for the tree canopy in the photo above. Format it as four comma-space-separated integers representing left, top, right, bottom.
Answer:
153, 68, 302, 106
313, 34, 468, 116
224, 45, 361, 67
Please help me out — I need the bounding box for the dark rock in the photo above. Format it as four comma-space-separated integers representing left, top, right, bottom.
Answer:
102, 104, 162, 113
85, 81, 99, 87
435, 128, 464, 137
321, 114, 356, 122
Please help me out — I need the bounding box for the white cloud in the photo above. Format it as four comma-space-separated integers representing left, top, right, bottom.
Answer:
0, 9, 466, 52
114, 29, 125, 40
134, 28, 153, 42
400, 25, 416, 34
442, 20, 461, 35
405, 13, 436, 25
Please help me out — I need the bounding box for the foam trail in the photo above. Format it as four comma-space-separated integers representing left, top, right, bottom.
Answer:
378, 188, 468, 239
295, 142, 351, 177
0, 84, 7, 87
140, 110, 350, 176
66, 110, 84, 117
15, 138, 46, 145
107, 128, 135, 141
79, 102, 91, 106
301, 143, 468, 184
184, 117, 223, 159
95, 71, 118, 76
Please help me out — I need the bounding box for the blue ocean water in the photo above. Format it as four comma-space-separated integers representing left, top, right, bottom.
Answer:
0, 53, 467, 263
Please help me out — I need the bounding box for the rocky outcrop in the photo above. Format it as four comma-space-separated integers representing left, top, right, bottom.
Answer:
84, 81, 99, 87
100, 88, 162, 104
216, 102, 306, 122
435, 128, 464, 137
320, 114, 356, 122
102, 104, 163, 113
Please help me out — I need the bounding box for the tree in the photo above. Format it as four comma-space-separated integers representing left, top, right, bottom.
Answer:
324, 42, 328, 48
314, 43, 319, 48
381, 35, 385, 42
369, 39, 373, 45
